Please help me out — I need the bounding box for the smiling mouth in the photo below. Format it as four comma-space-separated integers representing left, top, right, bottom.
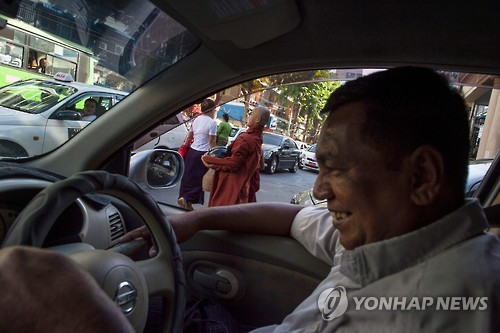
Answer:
331, 211, 350, 221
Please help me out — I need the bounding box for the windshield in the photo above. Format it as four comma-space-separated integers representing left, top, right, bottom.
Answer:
307, 144, 316, 153
229, 128, 240, 137
263, 133, 283, 146
0, 80, 75, 113
0, 0, 199, 159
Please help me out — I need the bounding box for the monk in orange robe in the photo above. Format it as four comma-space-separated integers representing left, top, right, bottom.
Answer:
202, 107, 271, 207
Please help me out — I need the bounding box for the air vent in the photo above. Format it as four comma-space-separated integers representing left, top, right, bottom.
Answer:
108, 212, 125, 241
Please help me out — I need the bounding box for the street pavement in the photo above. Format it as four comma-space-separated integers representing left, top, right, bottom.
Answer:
159, 168, 318, 209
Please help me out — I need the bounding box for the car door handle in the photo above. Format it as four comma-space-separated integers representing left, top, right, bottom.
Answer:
192, 267, 239, 299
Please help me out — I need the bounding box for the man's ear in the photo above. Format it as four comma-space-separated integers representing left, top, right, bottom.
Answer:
255, 115, 263, 125
409, 145, 445, 206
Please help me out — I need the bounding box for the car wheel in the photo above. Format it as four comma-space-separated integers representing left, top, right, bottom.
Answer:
2, 171, 185, 333
266, 156, 278, 174
289, 158, 298, 173
0, 140, 29, 158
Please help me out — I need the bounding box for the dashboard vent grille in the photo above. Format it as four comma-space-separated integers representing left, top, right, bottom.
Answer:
109, 212, 125, 241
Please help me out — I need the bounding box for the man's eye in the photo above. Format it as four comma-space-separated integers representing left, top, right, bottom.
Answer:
324, 166, 343, 175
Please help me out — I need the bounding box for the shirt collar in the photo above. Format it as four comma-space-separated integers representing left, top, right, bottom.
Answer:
339, 199, 488, 286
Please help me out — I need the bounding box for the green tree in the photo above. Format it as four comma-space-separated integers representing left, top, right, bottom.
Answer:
277, 71, 340, 141
235, 70, 340, 132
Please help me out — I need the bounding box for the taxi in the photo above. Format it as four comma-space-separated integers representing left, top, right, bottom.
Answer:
0, 73, 127, 158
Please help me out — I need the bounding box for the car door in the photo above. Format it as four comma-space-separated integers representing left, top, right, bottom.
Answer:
280, 137, 296, 168
287, 138, 301, 166
474, 152, 500, 236
133, 113, 189, 152
179, 229, 330, 328
42, 92, 123, 153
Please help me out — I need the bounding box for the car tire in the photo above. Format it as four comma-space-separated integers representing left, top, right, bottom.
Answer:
266, 156, 278, 174
289, 158, 298, 173
0, 140, 29, 158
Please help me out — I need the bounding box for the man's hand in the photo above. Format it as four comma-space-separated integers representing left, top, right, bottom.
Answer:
118, 225, 157, 257
118, 211, 202, 256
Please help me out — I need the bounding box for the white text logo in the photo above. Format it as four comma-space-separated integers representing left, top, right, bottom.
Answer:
317, 286, 349, 321
317, 287, 488, 321
353, 296, 488, 311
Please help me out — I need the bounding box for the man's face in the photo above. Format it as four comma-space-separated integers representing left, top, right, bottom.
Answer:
313, 101, 416, 250
83, 101, 96, 115
247, 110, 258, 127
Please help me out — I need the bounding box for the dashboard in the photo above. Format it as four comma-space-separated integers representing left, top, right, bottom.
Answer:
0, 205, 19, 242
0, 176, 144, 250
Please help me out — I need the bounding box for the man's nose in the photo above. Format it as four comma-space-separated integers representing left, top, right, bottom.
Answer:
312, 172, 332, 200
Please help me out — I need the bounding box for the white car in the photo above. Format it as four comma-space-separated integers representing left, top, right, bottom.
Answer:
301, 143, 318, 171
0, 73, 127, 158
227, 126, 247, 146
133, 113, 190, 152
294, 140, 310, 168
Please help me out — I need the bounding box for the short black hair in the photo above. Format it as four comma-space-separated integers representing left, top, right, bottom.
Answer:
222, 113, 229, 121
322, 66, 469, 200
201, 98, 216, 113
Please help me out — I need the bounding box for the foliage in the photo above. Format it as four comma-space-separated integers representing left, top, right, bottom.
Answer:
275, 71, 340, 142
232, 71, 340, 136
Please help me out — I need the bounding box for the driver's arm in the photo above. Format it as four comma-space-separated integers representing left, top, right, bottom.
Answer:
120, 202, 303, 246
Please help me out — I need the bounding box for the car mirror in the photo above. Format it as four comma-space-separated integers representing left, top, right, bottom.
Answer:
283, 144, 290, 149
52, 110, 81, 120
129, 149, 184, 190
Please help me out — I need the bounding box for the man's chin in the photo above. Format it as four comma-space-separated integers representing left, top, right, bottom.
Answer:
338, 234, 362, 250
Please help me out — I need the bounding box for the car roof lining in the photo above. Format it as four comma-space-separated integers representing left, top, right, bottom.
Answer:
153, 0, 500, 75
156, 0, 301, 49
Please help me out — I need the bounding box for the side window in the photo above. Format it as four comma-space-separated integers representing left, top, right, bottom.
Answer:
73, 99, 84, 110
96, 97, 113, 117
65, 95, 105, 120
27, 49, 48, 73
0, 40, 23, 68
284, 138, 294, 148
102, 100, 111, 109
45, 55, 76, 78
163, 114, 181, 125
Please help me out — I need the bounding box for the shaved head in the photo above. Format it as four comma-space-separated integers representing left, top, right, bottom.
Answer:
252, 107, 271, 126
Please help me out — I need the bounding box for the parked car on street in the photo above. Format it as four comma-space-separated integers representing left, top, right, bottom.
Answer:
227, 126, 247, 146
0, 73, 127, 157
133, 113, 189, 152
262, 132, 301, 174
294, 140, 310, 169
301, 143, 318, 171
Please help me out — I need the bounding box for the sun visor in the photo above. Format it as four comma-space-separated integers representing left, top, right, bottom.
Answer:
159, 0, 301, 49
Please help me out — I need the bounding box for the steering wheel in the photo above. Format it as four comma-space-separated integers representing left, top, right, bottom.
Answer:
2, 171, 185, 333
